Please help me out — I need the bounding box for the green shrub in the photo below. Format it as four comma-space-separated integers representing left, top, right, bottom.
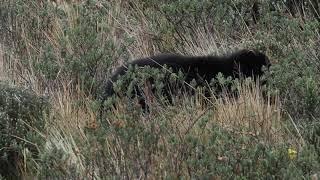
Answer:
0, 82, 49, 178
1, 0, 132, 96
302, 121, 320, 161
269, 49, 320, 120
84, 105, 320, 179
128, 0, 260, 52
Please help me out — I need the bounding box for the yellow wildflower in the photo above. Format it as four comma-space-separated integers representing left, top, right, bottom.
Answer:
288, 148, 297, 160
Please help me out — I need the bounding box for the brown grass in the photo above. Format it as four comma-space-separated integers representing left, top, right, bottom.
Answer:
0, 1, 307, 178
213, 81, 283, 144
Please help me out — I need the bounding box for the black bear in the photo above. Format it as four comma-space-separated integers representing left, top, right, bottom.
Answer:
102, 49, 270, 109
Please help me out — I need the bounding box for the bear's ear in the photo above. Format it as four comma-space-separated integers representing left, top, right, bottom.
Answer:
234, 50, 256, 65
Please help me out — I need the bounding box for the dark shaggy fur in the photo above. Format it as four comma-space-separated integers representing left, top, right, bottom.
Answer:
102, 49, 270, 108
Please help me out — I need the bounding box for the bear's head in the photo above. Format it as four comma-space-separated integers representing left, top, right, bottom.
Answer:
233, 50, 270, 79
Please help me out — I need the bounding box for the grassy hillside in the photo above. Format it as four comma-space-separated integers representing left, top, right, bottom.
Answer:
0, 0, 319, 179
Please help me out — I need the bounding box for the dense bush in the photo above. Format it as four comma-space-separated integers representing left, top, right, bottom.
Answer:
0, 82, 49, 179
37, 96, 320, 179
80, 103, 320, 179
125, 0, 261, 52
0, 0, 132, 96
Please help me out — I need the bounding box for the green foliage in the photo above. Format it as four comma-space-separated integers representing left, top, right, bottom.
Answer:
218, 0, 320, 122
1, 0, 132, 96
269, 50, 320, 119
1, 0, 320, 178
78, 107, 320, 179
103, 65, 187, 111
184, 127, 319, 179
102, 65, 240, 113
39, 133, 83, 179
129, 0, 259, 52
0, 83, 49, 178
302, 121, 320, 160
249, 5, 320, 160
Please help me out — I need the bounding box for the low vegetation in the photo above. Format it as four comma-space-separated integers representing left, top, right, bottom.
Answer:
0, 0, 319, 179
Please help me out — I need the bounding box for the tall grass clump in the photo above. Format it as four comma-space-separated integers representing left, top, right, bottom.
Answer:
0, 83, 49, 179
0, 0, 132, 96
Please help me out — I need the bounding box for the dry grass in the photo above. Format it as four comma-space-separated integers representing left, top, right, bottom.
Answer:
213, 82, 283, 144
1, 1, 313, 178
1, 0, 293, 146
98, 80, 294, 179
0, 44, 6, 81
